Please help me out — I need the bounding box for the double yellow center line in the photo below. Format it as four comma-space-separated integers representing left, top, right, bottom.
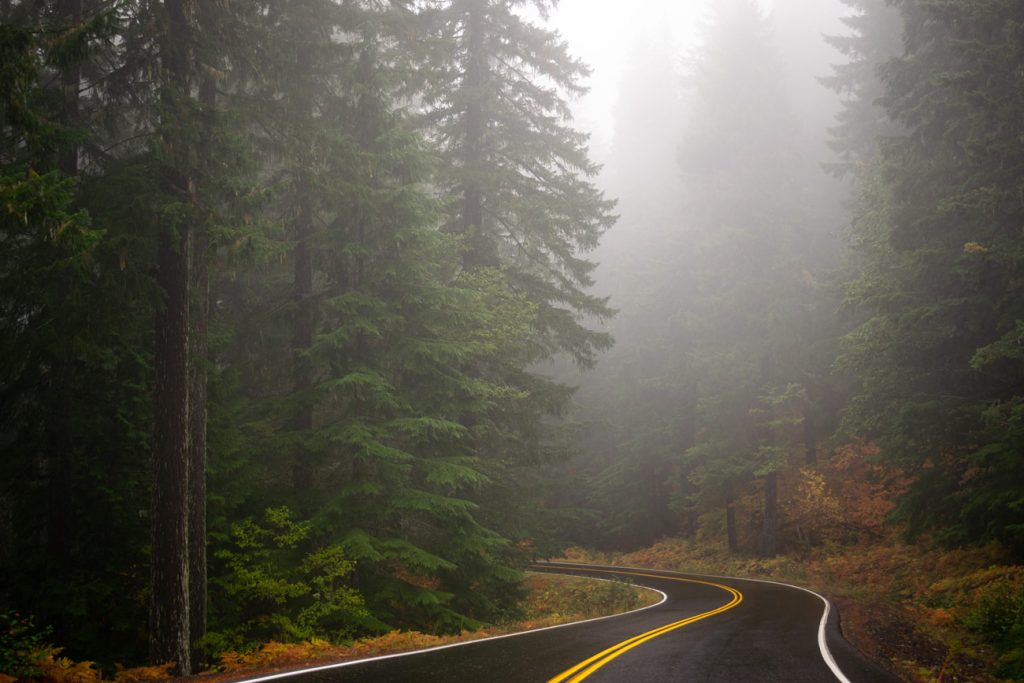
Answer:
546, 568, 743, 683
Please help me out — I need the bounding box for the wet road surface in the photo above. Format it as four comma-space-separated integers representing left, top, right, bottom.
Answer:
235, 562, 900, 683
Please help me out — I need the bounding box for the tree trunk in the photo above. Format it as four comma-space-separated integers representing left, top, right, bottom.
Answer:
803, 387, 818, 465
187, 229, 207, 671
150, 227, 191, 674
186, 24, 222, 670
291, 45, 315, 498
46, 0, 84, 574
761, 470, 778, 558
58, 0, 82, 177
461, 0, 496, 268
685, 508, 698, 538
151, 0, 194, 673
725, 481, 738, 552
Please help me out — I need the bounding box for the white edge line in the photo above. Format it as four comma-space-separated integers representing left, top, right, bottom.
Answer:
232, 573, 667, 683
543, 561, 853, 683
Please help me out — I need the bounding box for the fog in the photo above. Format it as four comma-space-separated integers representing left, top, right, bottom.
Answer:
540, 0, 857, 549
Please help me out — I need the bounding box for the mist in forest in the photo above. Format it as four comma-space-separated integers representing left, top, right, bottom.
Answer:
4, 0, 1024, 676
536, 0, 854, 550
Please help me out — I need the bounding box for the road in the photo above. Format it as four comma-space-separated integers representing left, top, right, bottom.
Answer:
236, 562, 901, 683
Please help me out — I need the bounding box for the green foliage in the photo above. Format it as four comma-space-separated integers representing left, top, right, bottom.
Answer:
963, 580, 1024, 678
837, 0, 1024, 558
205, 507, 368, 655
0, 613, 53, 678
1, 0, 611, 670
420, 0, 615, 368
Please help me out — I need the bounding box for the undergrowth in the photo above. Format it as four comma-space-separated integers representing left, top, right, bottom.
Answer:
559, 538, 1022, 682
0, 572, 657, 682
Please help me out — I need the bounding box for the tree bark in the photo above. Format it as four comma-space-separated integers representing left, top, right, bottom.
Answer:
725, 480, 738, 552
186, 26, 222, 670
46, 0, 84, 574
187, 227, 207, 671
151, 0, 194, 673
760, 470, 778, 557
150, 227, 191, 674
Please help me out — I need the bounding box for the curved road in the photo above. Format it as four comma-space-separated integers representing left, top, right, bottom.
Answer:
237, 562, 900, 683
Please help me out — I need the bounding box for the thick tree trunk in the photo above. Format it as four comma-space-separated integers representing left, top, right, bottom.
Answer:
151, 0, 194, 673
760, 471, 778, 558
45, 368, 71, 568
47, 0, 83, 573
187, 235, 207, 672
725, 481, 738, 552
185, 68, 217, 674
187, 209, 209, 671
150, 227, 191, 674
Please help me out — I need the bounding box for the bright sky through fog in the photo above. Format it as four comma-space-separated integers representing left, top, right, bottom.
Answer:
544, 0, 773, 155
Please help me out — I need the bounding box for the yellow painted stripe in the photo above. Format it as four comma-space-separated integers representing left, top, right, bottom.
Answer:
546, 568, 743, 683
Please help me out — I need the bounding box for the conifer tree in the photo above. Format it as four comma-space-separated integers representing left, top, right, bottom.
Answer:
420, 0, 615, 367
821, 0, 904, 174
1, 1, 159, 664
840, 0, 1024, 557
677, 0, 814, 556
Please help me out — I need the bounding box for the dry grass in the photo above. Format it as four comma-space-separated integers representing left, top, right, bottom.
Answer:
558, 537, 1019, 682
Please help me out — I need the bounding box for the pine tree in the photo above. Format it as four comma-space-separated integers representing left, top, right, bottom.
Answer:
420, 0, 615, 367
821, 0, 904, 174
560, 26, 692, 550
1, 1, 158, 664
677, 0, 815, 556
198, 1, 540, 639
840, 0, 1024, 557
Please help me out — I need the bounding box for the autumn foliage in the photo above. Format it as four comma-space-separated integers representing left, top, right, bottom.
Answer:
1, 574, 655, 682
562, 439, 1023, 682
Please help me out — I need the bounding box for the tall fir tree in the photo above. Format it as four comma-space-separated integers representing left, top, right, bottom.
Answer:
420, 0, 615, 367
677, 0, 818, 556
840, 0, 1024, 558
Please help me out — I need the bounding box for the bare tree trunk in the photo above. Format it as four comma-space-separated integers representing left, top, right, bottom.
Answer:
46, 0, 83, 574
151, 0, 194, 673
151, 227, 191, 674
187, 228, 207, 671
725, 480, 738, 552
761, 471, 778, 557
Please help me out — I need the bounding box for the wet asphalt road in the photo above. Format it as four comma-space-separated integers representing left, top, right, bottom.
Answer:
237, 562, 901, 683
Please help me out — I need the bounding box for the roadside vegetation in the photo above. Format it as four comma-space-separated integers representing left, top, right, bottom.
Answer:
557, 440, 1024, 682
0, 574, 656, 683
4, 0, 1024, 682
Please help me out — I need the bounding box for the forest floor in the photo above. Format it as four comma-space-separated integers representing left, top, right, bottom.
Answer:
555, 537, 1024, 683
14, 572, 659, 683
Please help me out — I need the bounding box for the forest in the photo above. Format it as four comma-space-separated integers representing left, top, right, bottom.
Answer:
1, 0, 1023, 681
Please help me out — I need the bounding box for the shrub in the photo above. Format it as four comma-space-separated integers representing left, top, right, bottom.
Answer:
0, 612, 53, 679
964, 578, 1024, 678
203, 507, 369, 657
